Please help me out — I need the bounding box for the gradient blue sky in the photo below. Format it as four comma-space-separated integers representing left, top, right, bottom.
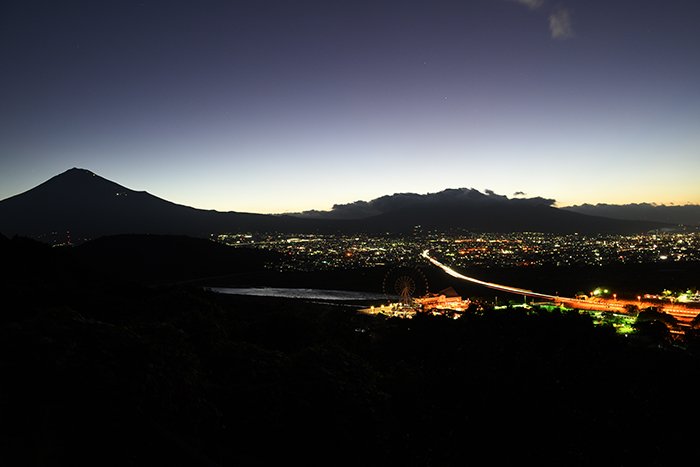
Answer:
2, 0, 699, 213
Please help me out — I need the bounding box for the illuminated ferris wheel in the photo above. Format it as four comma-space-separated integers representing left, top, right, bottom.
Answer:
382, 265, 429, 307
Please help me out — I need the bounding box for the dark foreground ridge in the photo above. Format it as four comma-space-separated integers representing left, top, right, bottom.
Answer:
2, 234, 700, 466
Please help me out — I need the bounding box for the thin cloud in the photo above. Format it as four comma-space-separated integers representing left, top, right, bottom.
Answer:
512, 0, 545, 9
549, 7, 574, 39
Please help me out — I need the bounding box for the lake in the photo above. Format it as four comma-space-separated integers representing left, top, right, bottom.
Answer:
208, 287, 391, 302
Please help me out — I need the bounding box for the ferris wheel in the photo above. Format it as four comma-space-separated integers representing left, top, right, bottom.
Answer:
382, 265, 429, 307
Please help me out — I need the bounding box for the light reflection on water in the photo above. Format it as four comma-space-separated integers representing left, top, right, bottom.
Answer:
208, 287, 390, 301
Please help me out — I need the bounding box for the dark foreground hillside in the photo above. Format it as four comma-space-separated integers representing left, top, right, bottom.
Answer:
3, 235, 700, 466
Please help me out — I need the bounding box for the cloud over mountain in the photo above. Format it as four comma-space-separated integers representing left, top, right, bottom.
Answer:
290, 188, 557, 220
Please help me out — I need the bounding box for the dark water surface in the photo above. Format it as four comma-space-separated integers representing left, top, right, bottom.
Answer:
208, 286, 390, 301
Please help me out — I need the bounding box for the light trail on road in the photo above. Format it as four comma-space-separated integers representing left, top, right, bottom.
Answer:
422, 249, 579, 303
421, 250, 700, 326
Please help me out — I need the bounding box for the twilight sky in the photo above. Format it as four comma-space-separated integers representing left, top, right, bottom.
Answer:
2, 0, 699, 213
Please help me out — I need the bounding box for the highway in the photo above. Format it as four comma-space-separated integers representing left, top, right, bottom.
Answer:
422, 249, 590, 304
421, 250, 700, 327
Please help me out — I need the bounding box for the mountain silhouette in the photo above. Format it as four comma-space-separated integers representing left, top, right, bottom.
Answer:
293, 188, 671, 234
564, 203, 700, 226
0, 168, 328, 241
0, 168, 670, 241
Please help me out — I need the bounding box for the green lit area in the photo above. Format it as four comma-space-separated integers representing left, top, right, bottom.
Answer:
494, 301, 639, 336
587, 310, 638, 335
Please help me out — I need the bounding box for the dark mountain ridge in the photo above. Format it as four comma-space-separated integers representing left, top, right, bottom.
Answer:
565, 203, 700, 226
342, 191, 666, 234
291, 187, 558, 220
0, 168, 337, 241
0, 168, 671, 241
291, 187, 672, 234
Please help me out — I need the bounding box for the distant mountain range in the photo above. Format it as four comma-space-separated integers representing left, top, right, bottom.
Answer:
0, 168, 687, 242
564, 203, 700, 226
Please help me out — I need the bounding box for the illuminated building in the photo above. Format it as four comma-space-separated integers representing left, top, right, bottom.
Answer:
416, 287, 470, 311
